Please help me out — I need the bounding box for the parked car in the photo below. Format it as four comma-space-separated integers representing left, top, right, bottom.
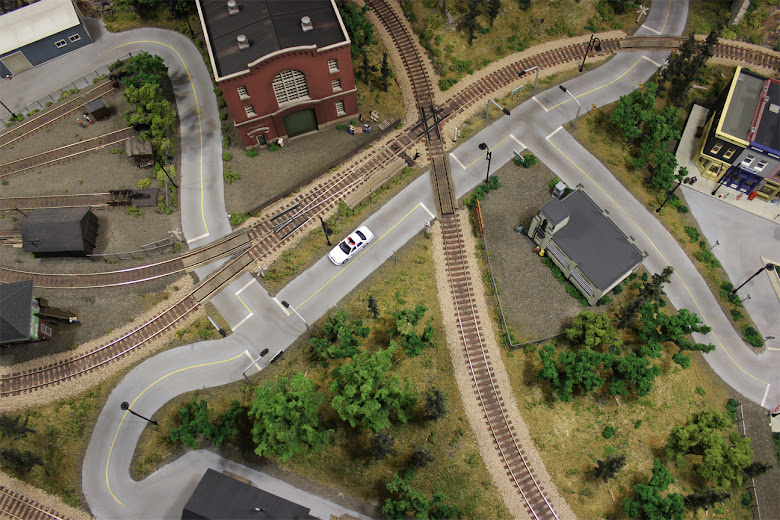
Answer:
328, 226, 374, 265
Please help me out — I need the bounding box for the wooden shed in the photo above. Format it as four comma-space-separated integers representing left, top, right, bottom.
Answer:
125, 136, 154, 168
85, 97, 108, 121
21, 207, 99, 256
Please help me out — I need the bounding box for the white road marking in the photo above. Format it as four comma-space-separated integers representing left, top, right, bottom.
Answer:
449, 152, 467, 170
642, 55, 662, 67
187, 232, 210, 244
546, 126, 563, 141
420, 203, 436, 219
641, 24, 662, 35
243, 350, 262, 372
272, 297, 291, 315
761, 384, 770, 407
232, 311, 254, 330
532, 96, 549, 112
767, 347, 780, 351
235, 279, 255, 295
509, 134, 526, 149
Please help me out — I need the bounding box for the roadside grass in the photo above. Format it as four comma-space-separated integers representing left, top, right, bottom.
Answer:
402, 0, 637, 91
132, 232, 509, 519
568, 64, 765, 351
354, 37, 406, 122
101, 7, 191, 34
685, 0, 780, 48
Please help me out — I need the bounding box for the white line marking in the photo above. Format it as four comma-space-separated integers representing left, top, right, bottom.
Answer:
546, 126, 563, 141
187, 232, 210, 244
509, 134, 526, 149
532, 96, 549, 112
235, 279, 255, 295
449, 153, 466, 170
272, 297, 291, 315
233, 312, 254, 330
767, 347, 780, 351
420, 203, 436, 219
243, 350, 262, 372
641, 24, 662, 35
761, 384, 770, 407
642, 55, 662, 67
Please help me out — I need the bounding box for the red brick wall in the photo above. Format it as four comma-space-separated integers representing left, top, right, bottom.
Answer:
220, 44, 357, 147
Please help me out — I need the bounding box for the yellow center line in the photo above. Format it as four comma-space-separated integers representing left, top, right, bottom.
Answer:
297, 203, 428, 309
464, 135, 515, 169
105, 352, 245, 505
109, 41, 208, 236
660, 1, 671, 35
548, 58, 643, 111
546, 136, 769, 388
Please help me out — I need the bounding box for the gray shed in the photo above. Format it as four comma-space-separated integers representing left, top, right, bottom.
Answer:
21, 207, 99, 256
125, 136, 154, 168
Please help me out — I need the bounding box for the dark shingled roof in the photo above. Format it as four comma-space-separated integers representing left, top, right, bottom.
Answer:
182, 469, 318, 520
754, 79, 780, 152
540, 197, 570, 226
199, 0, 347, 78
0, 280, 33, 344
547, 190, 643, 290
21, 207, 96, 254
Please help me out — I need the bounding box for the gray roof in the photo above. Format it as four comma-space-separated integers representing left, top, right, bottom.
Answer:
21, 206, 94, 254
540, 197, 570, 225
182, 469, 317, 520
0, 0, 82, 56
754, 79, 779, 153
549, 190, 643, 290
198, 0, 347, 78
0, 280, 33, 344
721, 70, 765, 141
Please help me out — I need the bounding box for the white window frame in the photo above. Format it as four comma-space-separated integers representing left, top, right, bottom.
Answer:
272, 70, 309, 107
69, 34, 81, 43
723, 148, 736, 160
328, 59, 339, 73
237, 86, 250, 100
755, 160, 768, 172
331, 78, 342, 92
336, 100, 346, 116
55, 39, 67, 48
244, 105, 256, 117
741, 155, 755, 167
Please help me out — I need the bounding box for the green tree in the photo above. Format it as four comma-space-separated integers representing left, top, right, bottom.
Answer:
368, 294, 380, 319
330, 343, 417, 431
624, 459, 685, 520
123, 83, 177, 157
612, 353, 660, 397
486, 0, 501, 26
122, 51, 168, 88
595, 454, 626, 482
211, 400, 242, 447
0, 447, 43, 474
424, 387, 447, 420
338, 3, 374, 57
380, 53, 391, 92
617, 266, 674, 329
370, 430, 397, 460
667, 410, 754, 487
169, 399, 212, 449
566, 311, 619, 351
611, 82, 658, 143
390, 304, 435, 357
250, 373, 330, 461
383, 471, 459, 520
310, 309, 369, 360
538, 345, 610, 401
461, 0, 482, 46
638, 302, 715, 364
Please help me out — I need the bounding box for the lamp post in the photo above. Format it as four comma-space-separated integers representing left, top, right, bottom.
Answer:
281, 300, 312, 335
478, 143, 492, 184
484, 99, 511, 120
559, 85, 581, 128
319, 216, 333, 246
579, 34, 602, 72
120, 401, 158, 426
732, 263, 777, 294
656, 178, 684, 213
519, 66, 539, 90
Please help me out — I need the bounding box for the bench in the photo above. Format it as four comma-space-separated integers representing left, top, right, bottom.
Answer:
343, 157, 407, 209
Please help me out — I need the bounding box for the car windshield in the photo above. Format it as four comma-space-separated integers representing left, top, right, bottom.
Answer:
356, 230, 366, 240
339, 242, 352, 254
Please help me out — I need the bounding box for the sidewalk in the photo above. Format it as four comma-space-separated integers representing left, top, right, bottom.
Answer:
677, 104, 780, 223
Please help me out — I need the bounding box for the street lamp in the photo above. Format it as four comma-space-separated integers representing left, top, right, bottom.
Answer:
732, 263, 777, 294
319, 216, 333, 246
485, 99, 511, 120
519, 66, 539, 90
579, 34, 602, 72
120, 401, 158, 426
478, 143, 492, 184
559, 85, 581, 128
656, 178, 684, 213
281, 300, 312, 335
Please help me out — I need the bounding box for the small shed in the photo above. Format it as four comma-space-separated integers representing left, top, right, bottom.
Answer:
21, 206, 99, 256
0, 280, 52, 345
85, 97, 108, 121
125, 136, 154, 168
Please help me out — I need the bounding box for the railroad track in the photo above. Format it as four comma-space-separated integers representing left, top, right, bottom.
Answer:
0, 193, 112, 212
0, 485, 68, 520
0, 128, 134, 178
0, 79, 117, 149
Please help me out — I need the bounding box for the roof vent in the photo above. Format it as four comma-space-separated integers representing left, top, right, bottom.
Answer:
750, 126, 756, 133
301, 16, 313, 32
765, 95, 770, 103
769, 103, 779, 114
237, 34, 249, 50
227, 0, 239, 15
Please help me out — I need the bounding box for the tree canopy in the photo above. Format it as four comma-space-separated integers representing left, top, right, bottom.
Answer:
249, 373, 330, 461
122, 51, 168, 89
309, 309, 369, 360
124, 83, 177, 157
382, 471, 459, 520
169, 398, 241, 449
390, 304, 435, 357
623, 459, 685, 520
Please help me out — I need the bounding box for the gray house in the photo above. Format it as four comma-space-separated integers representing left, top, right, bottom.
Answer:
0, 0, 92, 77
527, 188, 645, 305
21, 206, 99, 256
0, 280, 52, 345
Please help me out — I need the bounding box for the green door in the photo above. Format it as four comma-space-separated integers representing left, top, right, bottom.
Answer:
283, 109, 317, 138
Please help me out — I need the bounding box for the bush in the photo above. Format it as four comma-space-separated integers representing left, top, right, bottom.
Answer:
222, 152, 232, 162
219, 111, 229, 120
741, 325, 764, 348
464, 176, 501, 208
438, 77, 458, 91
218, 98, 227, 109
730, 309, 743, 321
222, 136, 230, 149
602, 426, 616, 439
126, 205, 143, 217
566, 284, 588, 305
612, 284, 623, 295
336, 124, 347, 131
541, 257, 566, 284
522, 154, 538, 168
676, 204, 689, 213
136, 178, 152, 189
229, 212, 249, 227
223, 166, 240, 184
726, 398, 740, 422
684, 226, 700, 242
246, 149, 259, 158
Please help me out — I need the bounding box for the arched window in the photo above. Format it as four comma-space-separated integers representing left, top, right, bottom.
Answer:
272, 70, 309, 106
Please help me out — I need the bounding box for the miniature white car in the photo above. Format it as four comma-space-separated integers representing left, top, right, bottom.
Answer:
328, 226, 374, 265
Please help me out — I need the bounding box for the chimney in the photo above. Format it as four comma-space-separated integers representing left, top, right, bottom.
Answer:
301, 16, 313, 32
227, 0, 238, 15
237, 34, 249, 50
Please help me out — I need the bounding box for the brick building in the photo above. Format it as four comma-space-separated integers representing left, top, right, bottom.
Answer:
196, 0, 357, 148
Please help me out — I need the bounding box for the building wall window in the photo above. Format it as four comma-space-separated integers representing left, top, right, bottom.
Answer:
723, 148, 736, 160
69, 34, 81, 43
755, 160, 768, 172
710, 143, 722, 154
237, 86, 250, 100
272, 70, 309, 106
55, 40, 67, 48
328, 59, 339, 73
336, 100, 346, 116
741, 155, 755, 167
244, 105, 256, 117
331, 78, 342, 92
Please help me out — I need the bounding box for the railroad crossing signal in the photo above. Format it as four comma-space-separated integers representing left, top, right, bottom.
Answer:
636, 5, 649, 22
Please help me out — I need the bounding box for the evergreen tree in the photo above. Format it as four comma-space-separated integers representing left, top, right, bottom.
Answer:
486, 0, 501, 27
383, 472, 459, 520
616, 266, 674, 329
362, 50, 371, 85
684, 488, 731, 512
624, 459, 685, 520
743, 461, 773, 478
0, 448, 43, 474
411, 448, 435, 468
594, 454, 627, 482
370, 430, 397, 460
0, 414, 36, 439
461, 0, 482, 46
424, 387, 447, 420
380, 53, 391, 92
368, 295, 380, 319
